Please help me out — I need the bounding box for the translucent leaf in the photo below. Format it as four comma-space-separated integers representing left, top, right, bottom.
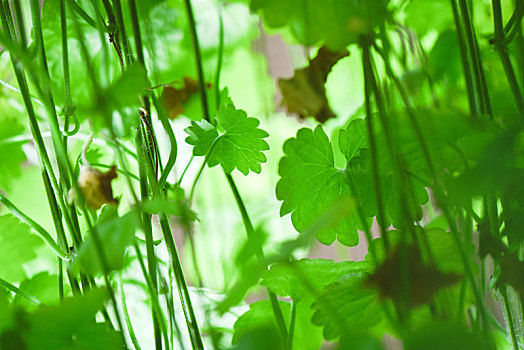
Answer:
232, 299, 323, 350
0, 215, 43, 283
311, 275, 383, 340
75, 207, 138, 275
251, 0, 389, 49
185, 103, 270, 175
14, 272, 65, 311
0, 117, 26, 192
2, 289, 122, 349
338, 118, 368, 162
276, 125, 359, 246
403, 321, 488, 349
261, 259, 371, 301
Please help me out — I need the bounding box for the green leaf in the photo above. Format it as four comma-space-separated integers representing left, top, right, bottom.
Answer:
261, 259, 371, 301
75, 207, 138, 275
338, 118, 368, 162
14, 272, 66, 311
107, 64, 149, 109
185, 119, 219, 156
276, 125, 359, 246
233, 299, 323, 350
0, 117, 27, 191
403, 321, 488, 350
311, 274, 383, 340
404, 0, 453, 35
0, 215, 43, 282
2, 289, 122, 350
250, 0, 389, 49
185, 103, 270, 175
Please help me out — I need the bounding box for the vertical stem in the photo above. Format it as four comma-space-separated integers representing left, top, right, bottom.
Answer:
360, 39, 390, 252
183, 0, 209, 119
492, 0, 524, 115
450, 0, 479, 117
286, 300, 297, 350
112, 0, 133, 65
457, 0, 492, 117
501, 288, 519, 350
182, 0, 288, 342
159, 214, 204, 349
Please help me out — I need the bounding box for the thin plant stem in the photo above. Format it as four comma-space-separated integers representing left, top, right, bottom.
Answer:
286, 300, 297, 350
120, 278, 143, 350
372, 40, 493, 337
183, 0, 209, 119
501, 287, 519, 350
492, 0, 524, 115
450, 0, 478, 118
0, 277, 43, 307
457, 0, 492, 117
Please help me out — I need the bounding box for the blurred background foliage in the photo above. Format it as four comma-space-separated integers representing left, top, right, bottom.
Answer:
0, 0, 523, 349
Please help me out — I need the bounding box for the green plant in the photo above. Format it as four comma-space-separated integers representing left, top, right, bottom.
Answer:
0, 0, 523, 349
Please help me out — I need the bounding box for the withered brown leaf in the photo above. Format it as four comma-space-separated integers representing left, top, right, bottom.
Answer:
279, 46, 349, 123
77, 166, 118, 210
365, 244, 461, 308
162, 77, 209, 120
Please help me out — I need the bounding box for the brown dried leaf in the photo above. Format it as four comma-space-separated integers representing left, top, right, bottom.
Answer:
365, 244, 461, 308
161, 77, 209, 120
77, 166, 118, 210
279, 46, 349, 123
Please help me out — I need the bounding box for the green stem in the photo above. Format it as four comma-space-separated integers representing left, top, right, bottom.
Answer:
457, 0, 492, 117
127, 2, 164, 347
0, 277, 43, 307
450, 0, 479, 117
492, 0, 524, 115
67, 0, 99, 30
112, 0, 133, 65
360, 40, 390, 252
372, 40, 492, 337
120, 277, 143, 350
57, 258, 64, 300
12, 0, 27, 48
136, 126, 164, 350
501, 288, 519, 350
159, 214, 204, 349
183, 0, 209, 119
224, 173, 289, 342
286, 300, 297, 350
183, 0, 288, 339
153, 93, 178, 188
0, 1, 80, 249
60, 0, 75, 125
133, 242, 170, 348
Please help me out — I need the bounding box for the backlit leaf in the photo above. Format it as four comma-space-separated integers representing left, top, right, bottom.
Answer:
2, 289, 122, 349
251, 0, 389, 49
261, 259, 371, 300
0, 215, 43, 283
276, 125, 359, 246
0, 117, 26, 192
185, 103, 269, 175
75, 207, 138, 275
311, 274, 383, 340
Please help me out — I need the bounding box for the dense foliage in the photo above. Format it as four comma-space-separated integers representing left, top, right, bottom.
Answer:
0, 0, 523, 349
